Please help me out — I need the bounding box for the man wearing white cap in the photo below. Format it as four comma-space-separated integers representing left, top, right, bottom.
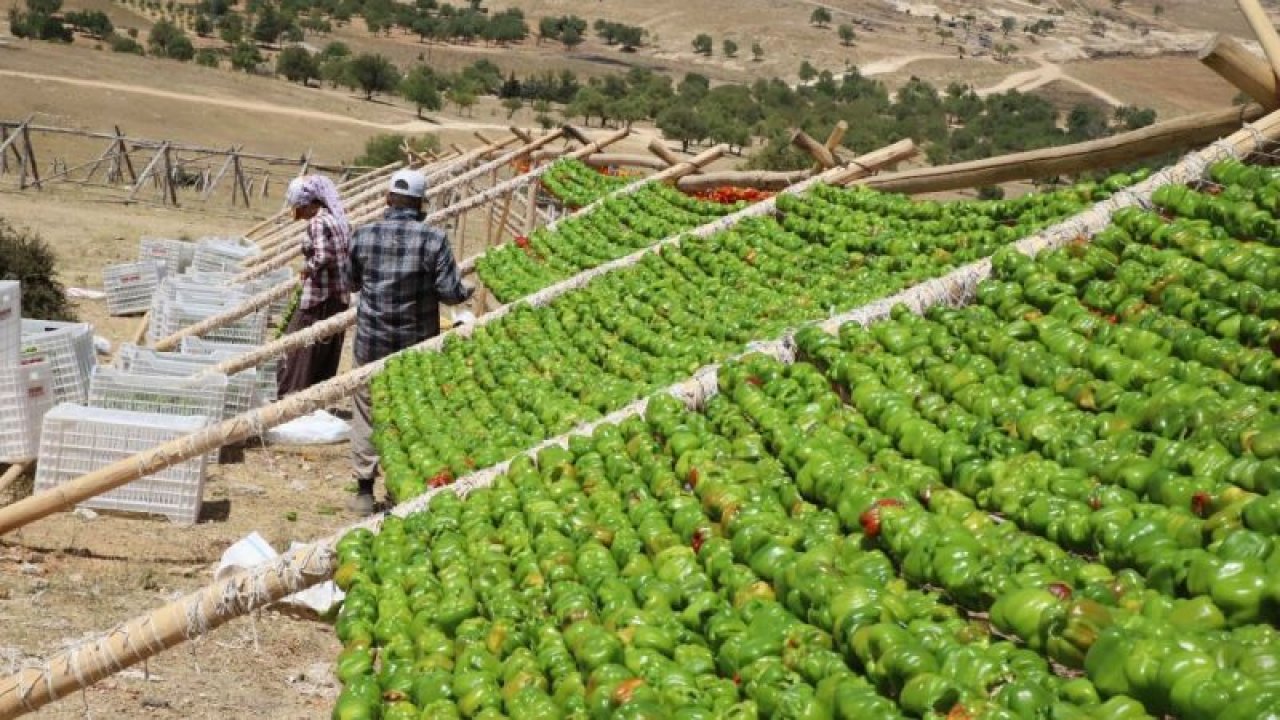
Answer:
345, 168, 474, 515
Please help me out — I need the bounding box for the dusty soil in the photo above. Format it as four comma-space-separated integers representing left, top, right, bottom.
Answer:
0, 192, 373, 719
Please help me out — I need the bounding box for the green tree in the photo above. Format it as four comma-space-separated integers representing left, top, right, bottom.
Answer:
64, 10, 113, 38
798, 60, 818, 83
109, 32, 144, 53
218, 12, 243, 44
751, 41, 763, 61
1153, 4, 1164, 17
1001, 16, 1016, 36
1067, 103, 1109, 141
837, 23, 855, 45
355, 133, 440, 166
148, 19, 193, 59
193, 13, 212, 36
561, 24, 583, 50
252, 4, 286, 44
656, 105, 708, 152
344, 53, 401, 100
195, 47, 219, 66
399, 64, 442, 118
502, 96, 523, 119
692, 33, 712, 55
722, 38, 738, 57
230, 40, 262, 71
276, 45, 318, 83
810, 7, 832, 27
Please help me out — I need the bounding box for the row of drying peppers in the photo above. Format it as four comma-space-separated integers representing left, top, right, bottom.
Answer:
378, 180, 1122, 502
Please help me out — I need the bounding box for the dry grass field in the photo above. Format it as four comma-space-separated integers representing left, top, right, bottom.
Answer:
0, 0, 1275, 716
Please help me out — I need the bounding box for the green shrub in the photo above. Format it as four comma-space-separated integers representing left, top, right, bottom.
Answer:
0, 218, 76, 321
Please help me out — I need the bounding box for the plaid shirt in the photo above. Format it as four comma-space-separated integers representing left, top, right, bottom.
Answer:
300, 209, 351, 310
347, 207, 473, 364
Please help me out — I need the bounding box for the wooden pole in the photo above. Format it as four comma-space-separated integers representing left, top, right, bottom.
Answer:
128, 143, 168, 201
1236, 0, 1280, 88
791, 128, 838, 169
1199, 34, 1279, 109
647, 139, 685, 168
152, 279, 299, 351
813, 121, 849, 172
860, 103, 1268, 195
131, 313, 150, 347
0, 127, 8, 176
233, 153, 251, 207
116, 126, 137, 183
20, 125, 40, 190
0, 464, 27, 497
161, 145, 178, 206
510, 127, 534, 143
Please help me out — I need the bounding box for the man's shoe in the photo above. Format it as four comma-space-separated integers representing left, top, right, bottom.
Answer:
348, 492, 375, 516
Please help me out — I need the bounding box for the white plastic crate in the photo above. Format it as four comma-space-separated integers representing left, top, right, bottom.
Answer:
103, 260, 166, 316
192, 240, 258, 274
89, 365, 228, 466
20, 319, 95, 404
34, 404, 208, 524
0, 360, 55, 463
180, 337, 278, 405
165, 303, 268, 346
138, 237, 196, 276
89, 365, 228, 420
0, 280, 19, 365
115, 345, 259, 417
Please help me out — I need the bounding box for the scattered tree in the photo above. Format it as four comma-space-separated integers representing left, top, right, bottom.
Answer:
1001, 16, 1016, 36
723, 38, 738, 57
148, 19, 194, 59
399, 64, 443, 117
751, 41, 764, 61
218, 12, 244, 44
344, 53, 401, 100
355, 133, 440, 167
501, 96, 523, 119
276, 45, 319, 84
837, 23, 855, 46
193, 13, 213, 36
195, 47, 219, 66
798, 60, 818, 83
64, 10, 113, 38
561, 25, 583, 50
692, 33, 712, 55
810, 7, 832, 27
230, 40, 262, 71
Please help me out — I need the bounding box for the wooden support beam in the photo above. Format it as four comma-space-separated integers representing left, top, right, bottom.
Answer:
791, 128, 837, 169
20, 124, 41, 190
647, 139, 685, 168
161, 145, 178, 206
128, 143, 168, 200
860, 103, 1267, 195
562, 124, 591, 145
1236, 0, 1280, 87
812, 121, 849, 172
510, 127, 533, 143
0, 464, 27, 497
115, 126, 136, 183
204, 148, 237, 200
1199, 34, 1279, 109
474, 131, 496, 146
0, 127, 8, 176
233, 153, 250, 207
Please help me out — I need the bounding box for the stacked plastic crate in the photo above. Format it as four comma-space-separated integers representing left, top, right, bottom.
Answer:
34, 406, 209, 524
180, 336, 277, 405
102, 260, 167, 316
19, 319, 95, 404
0, 282, 56, 463
191, 238, 257, 274
115, 344, 260, 417
88, 364, 229, 467
139, 237, 196, 276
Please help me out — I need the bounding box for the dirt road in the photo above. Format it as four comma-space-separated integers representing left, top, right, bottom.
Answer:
0, 69, 516, 133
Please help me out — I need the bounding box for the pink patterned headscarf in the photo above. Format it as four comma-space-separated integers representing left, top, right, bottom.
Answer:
285, 175, 350, 237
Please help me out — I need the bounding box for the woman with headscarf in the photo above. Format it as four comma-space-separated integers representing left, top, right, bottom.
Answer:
277, 174, 352, 397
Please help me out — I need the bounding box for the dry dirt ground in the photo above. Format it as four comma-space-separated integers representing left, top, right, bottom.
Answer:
0, 192, 367, 718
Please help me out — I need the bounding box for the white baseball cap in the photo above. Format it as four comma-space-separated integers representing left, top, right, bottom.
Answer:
388, 169, 427, 199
